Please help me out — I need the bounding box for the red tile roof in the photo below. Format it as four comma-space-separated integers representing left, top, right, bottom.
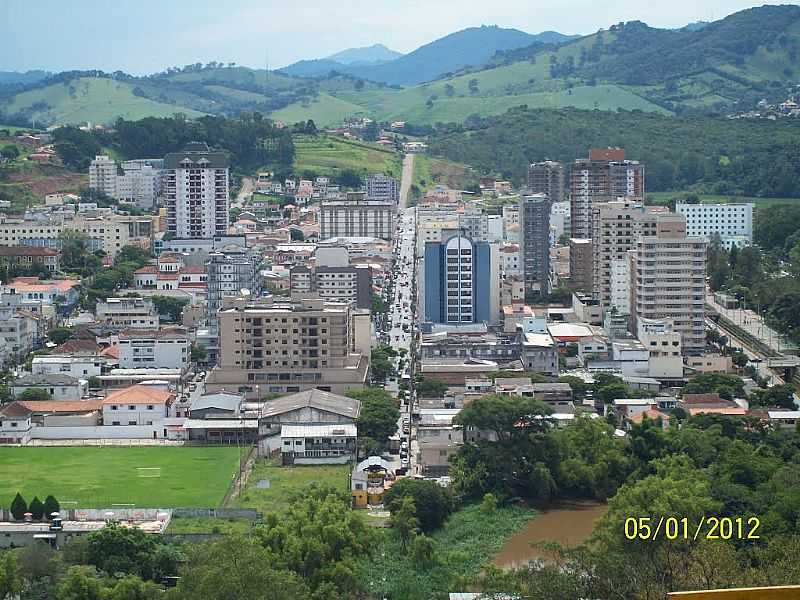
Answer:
100, 345, 120, 359
180, 266, 205, 274
102, 385, 173, 406
18, 400, 104, 413
0, 246, 58, 257
135, 266, 158, 274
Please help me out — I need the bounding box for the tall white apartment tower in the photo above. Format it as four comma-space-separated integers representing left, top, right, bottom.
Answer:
88, 155, 117, 198
163, 142, 230, 240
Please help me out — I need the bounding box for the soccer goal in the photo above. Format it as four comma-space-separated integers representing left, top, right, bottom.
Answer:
136, 467, 162, 478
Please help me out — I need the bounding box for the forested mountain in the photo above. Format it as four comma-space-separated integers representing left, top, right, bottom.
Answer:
0, 70, 51, 85
429, 107, 800, 197
327, 44, 403, 65
280, 26, 543, 84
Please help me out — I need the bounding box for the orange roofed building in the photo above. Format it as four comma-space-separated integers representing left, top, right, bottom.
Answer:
101, 385, 175, 436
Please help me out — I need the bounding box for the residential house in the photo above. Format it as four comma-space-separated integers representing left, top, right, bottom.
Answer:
117, 328, 190, 370
96, 298, 159, 329
32, 355, 106, 379
12, 373, 87, 400
280, 423, 357, 465
0, 246, 59, 272
101, 385, 174, 438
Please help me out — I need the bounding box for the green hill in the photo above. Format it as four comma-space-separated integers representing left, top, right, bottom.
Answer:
293, 134, 400, 179
428, 106, 800, 198
0, 67, 317, 127
277, 5, 800, 124
0, 77, 207, 126
270, 92, 368, 126
2, 5, 798, 128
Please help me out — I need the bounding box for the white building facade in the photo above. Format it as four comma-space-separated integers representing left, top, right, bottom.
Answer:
675, 202, 753, 248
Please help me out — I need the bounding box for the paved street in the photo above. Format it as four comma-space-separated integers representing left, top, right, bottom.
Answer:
379, 154, 417, 474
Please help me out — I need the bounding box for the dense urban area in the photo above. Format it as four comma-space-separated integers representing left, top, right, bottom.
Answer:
1, 3, 800, 600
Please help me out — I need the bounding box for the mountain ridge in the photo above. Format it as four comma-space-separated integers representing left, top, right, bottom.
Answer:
2, 5, 799, 127
327, 43, 402, 65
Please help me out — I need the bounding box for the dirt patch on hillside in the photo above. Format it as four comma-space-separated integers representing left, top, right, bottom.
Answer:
6, 166, 85, 196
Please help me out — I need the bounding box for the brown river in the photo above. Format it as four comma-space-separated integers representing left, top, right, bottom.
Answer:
493, 501, 608, 569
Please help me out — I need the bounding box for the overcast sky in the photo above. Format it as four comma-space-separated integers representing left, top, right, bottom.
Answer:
0, 0, 793, 74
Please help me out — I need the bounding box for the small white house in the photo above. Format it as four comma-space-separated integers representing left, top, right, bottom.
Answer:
101, 385, 174, 437
280, 423, 357, 465
32, 355, 105, 379
12, 373, 87, 400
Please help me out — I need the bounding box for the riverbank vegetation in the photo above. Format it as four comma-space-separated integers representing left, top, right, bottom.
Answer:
358, 502, 534, 600
450, 394, 800, 597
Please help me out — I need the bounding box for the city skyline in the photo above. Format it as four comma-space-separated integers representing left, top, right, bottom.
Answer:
0, 0, 789, 74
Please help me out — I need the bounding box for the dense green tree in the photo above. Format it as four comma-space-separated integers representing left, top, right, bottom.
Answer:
749, 383, 796, 409
10, 492, 27, 520
190, 344, 207, 363
682, 373, 745, 399
43, 495, 60, 519
0, 551, 22, 600
86, 523, 159, 579
255, 486, 371, 597
336, 168, 363, 188
47, 327, 74, 346
384, 478, 454, 533
55, 566, 105, 600
29, 496, 44, 520
428, 106, 800, 198
415, 377, 448, 398
369, 345, 396, 381
352, 388, 400, 446
18, 388, 52, 401
455, 394, 552, 441
174, 536, 309, 600
151, 296, 188, 323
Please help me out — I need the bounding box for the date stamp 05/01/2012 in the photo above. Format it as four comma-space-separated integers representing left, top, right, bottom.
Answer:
624, 516, 761, 541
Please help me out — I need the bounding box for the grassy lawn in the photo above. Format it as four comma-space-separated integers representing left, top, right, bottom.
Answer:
293, 134, 401, 179
166, 516, 253, 535
0, 447, 242, 508
233, 458, 351, 515
358, 503, 535, 600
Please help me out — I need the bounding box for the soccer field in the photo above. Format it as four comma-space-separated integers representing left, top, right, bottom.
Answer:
0, 447, 243, 508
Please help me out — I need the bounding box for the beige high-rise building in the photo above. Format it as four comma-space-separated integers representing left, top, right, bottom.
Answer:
204, 296, 370, 399
319, 192, 394, 241
632, 215, 706, 356
591, 200, 667, 310
88, 155, 117, 198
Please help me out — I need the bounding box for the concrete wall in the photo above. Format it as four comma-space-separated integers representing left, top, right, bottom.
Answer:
28, 424, 166, 440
